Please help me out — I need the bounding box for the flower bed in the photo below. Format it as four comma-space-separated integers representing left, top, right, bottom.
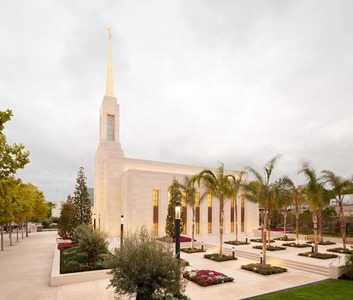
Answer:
283, 242, 312, 248
57, 241, 77, 250
241, 263, 287, 275
252, 245, 286, 251
327, 248, 353, 254
179, 258, 190, 266
224, 241, 250, 246
204, 253, 237, 262
159, 236, 193, 243
181, 247, 205, 253
183, 269, 234, 287
298, 252, 339, 259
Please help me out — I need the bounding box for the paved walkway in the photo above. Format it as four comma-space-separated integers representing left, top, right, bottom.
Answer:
0, 231, 341, 300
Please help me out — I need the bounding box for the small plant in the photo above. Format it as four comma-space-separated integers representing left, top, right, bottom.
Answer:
343, 254, 353, 279
327, 248, 353, 254
319, 241, 336, 245
250, 238, 274, 243
183, 269, 234, 287
283, 242, 312, 248
252, 245, 286, 251
274, 237, 296, 241
204, 253, 237, 262
241, 263, 287, 275
224, 241, 250, 246
298, 252, 338, 259
181, 247, 205, 253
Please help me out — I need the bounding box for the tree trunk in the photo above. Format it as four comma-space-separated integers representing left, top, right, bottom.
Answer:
26, 222, 29, 237
191, 207, 195, 249
235, 197, 238, 242
262, 208, 268, 267
318, 210, 323, 243
1, 226, 3, 251
21, 222, 24, 239
9, 223, 12, 246
219, 196, 224, 257
283, 207, 287, 240
312, 211, 319, 253
295, 205, 299, 244
338, 200, 346, 250
16, 223, 19, 242
267, 212, 271, 247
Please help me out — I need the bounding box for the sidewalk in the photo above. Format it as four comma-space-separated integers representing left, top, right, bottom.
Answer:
0, 231, 335, 300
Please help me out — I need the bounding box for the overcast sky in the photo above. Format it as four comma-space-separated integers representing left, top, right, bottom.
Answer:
1, 0, 353, 203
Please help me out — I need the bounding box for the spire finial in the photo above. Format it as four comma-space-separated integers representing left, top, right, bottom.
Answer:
105, 27, 115, 97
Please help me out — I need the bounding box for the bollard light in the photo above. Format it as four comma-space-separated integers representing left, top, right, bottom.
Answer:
120, 215, 124, 248
93, 213, 96, 230
175, 201, 181, 261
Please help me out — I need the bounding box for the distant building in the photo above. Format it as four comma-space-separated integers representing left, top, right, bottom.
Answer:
93, 30, 259, 237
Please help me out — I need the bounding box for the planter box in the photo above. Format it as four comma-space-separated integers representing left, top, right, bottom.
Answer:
50, 245, 111, 287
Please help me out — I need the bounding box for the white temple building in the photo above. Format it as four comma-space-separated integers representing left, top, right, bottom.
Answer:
93, 29, 259, 237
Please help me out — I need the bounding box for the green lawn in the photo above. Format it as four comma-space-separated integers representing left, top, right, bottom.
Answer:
257, 279, 353, 300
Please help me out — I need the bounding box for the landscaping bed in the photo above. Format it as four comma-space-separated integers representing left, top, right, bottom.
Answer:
224, 240, 250, 246
298, 252, 338, 259
183, 269, 234, 287
204, 253, 237, 262
241, 263, 287, 275
252, 245, 286, 251
282, 242, 312, 248
181, 247, 205, 253
250, 239, 275, 243
327, 248, 353, 254
319, 241, 336, 245
274, 237, 295, 241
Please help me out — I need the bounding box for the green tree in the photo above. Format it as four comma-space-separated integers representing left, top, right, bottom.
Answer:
0, 110, 30, 180
58, 195, 76, 238
299, 163, 329, 253
242, 155, 280, 266
321, 170, 353, 250
73, 167, 91, 226
195, 163, 233, 256
0, 179, 16, 250
165, 179, 182, 238
228, 172, 244, 242
107, 227, 187, 300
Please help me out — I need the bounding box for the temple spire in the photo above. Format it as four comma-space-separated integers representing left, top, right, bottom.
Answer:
105, 27, 115, 98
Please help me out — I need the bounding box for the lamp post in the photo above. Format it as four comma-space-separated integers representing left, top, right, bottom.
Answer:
120, 215, 124, 249
175, 201, 181, 260
93, 213, 96, 230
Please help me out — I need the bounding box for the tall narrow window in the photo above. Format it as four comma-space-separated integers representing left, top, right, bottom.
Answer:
230, 197, 234, 233
207, 193, 212, 234
182, 192, 187, 234
241, 194, 245, 232
195, 192, 200, 234
107, 115, 115, 141
153, 189, 159, 236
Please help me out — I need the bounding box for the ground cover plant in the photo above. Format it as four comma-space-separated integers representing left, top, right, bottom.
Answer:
298, 252, 338, 259
327, 248, 353, 254
256, 279, 353, 299
181, 247, 205, 253
241, 263, 287, 275
224, 240, 250, 246
250, 238, 274, 243
183, 269, 234, 287
319, 241, 336, 245
253, 245, 286, 251
282, 242, 312, 248
273, 237, 295, 241
204, 253, 237, 262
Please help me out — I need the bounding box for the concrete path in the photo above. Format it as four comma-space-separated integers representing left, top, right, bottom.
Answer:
0, 231, 336, 300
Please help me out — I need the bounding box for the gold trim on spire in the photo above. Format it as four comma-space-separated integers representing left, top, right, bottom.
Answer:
105, 27, 115, 97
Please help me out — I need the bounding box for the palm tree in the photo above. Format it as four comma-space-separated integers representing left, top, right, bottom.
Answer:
299, 163, 328, 253
228, 171, 245, 242
180, 175, 205, 249
321, 170, 353, 250
242, 155, 281, 267
195, 163, 233, 257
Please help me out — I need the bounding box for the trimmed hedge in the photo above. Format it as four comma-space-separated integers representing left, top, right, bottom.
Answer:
204, 253, 237, 262
252, 245, 286, 251
283, 242, 312, 248
224, 241, 250, 246
181, 247, 205, 253
241, 263, 287, 275
298, 252, 339, 259
327, 248, 353, 254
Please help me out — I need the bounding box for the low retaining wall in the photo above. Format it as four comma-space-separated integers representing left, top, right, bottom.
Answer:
50, 245, 111, 287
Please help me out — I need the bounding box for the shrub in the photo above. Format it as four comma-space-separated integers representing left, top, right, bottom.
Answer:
181, 247, 205, 253
107, 227, 188, 300
327, 248, 353, 254
74, 224, 108, 264
250, 239, 274, 243
283, 243, 311, 248
344, 254, 353, 279
252, 245, 286, 251
224, 241, 250, 246
241, 263, 287, 275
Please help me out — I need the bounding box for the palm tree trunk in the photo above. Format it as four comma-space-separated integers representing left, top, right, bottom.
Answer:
9, 224, 12, 246
318, 209, 323, 243
262, 209, 268, 267
295, 206, 299, 244
191, 207, 195, 249
267, 213, 271, 247
338, 201, 346, 250
283, 207, 287, 240
235, 198, 238, 242
312, 211, 319, 253
219, 196, 224, 257
16, 223, 19, 242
